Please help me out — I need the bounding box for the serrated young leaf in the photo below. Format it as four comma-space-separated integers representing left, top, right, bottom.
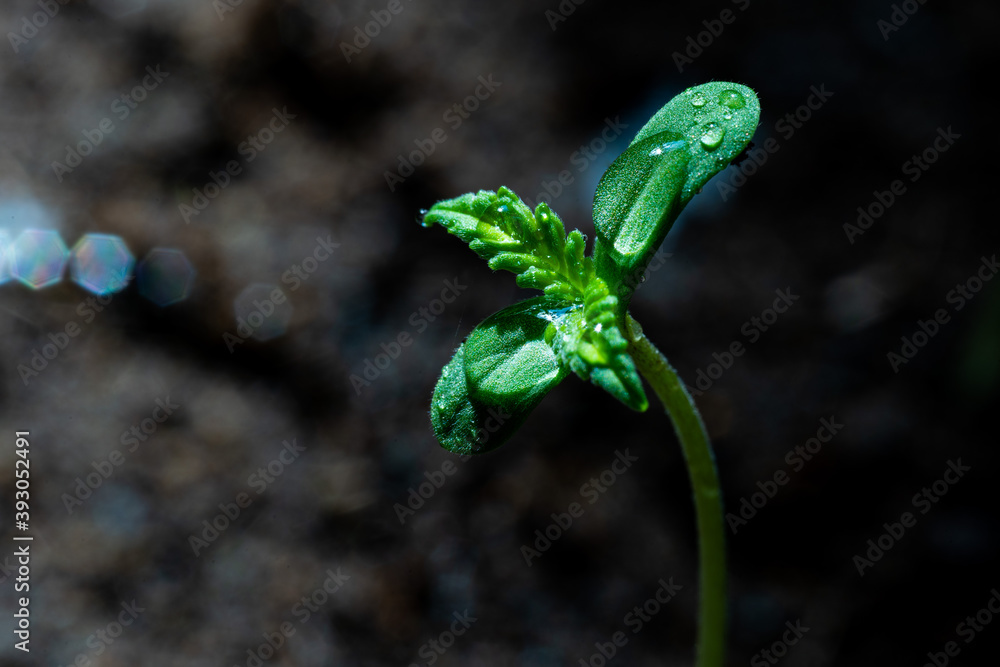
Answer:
534, 202, 567, 258
544, 280, 649, 412
422, 186, 591, 300
589, 362, 647, 410
487, 252, 538, 274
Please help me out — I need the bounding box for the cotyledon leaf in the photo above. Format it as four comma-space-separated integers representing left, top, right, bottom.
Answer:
592, 131, 690, 295
463, 297, 569, 407
592, 81, 760, 297
630, 81, 760, 206
430, 344, 551, 456
430, 298, 569, 455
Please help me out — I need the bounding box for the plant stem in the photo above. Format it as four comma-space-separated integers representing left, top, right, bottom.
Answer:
625, 314, 726, 667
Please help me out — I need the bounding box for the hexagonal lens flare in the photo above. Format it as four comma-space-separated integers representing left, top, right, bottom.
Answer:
10, 229, 69, 289
233, 283, 293, 342
136, 248, 196, 307
69, 233, 135, 295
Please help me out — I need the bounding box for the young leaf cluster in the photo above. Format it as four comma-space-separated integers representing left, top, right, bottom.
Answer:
421, 81, 760, 454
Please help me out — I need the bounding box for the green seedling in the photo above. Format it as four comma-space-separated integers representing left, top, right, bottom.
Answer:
421, 81, 759, 667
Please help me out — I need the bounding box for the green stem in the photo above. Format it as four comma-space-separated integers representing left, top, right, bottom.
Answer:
625, 314, 726, 667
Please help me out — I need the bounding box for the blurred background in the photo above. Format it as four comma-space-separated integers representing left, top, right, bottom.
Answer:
1, 0, 998, 665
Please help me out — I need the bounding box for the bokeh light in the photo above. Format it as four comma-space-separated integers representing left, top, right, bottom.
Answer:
136, 248, 196, 307
69, 233, 135, 295
0, 196, 60, 236
233, 283, 293, 342
0, 231, 11, 285
10, 229, 69, 289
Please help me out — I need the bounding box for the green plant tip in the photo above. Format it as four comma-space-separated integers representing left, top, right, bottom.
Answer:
420, 80, 760, 667
422, 81, 758, 455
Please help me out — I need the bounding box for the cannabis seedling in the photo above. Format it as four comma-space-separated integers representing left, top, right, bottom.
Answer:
421, 82, 759, 667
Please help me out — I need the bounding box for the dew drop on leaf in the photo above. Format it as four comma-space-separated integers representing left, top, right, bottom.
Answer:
648, 139, 687, 157
718, 89, 746, 110
416, 208, 429, 225
699, 123, 725, 151
690, 91, 707, 108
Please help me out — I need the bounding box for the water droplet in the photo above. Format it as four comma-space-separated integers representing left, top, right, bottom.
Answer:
435, 400, 447, 412
699, 123, 725, 151
718, 89, 745, 110
648, 139, 687, 157
639, 274, 647, 283
416, 208, 429, 225
690, 92, 707, 108
723, 113, 732, 120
